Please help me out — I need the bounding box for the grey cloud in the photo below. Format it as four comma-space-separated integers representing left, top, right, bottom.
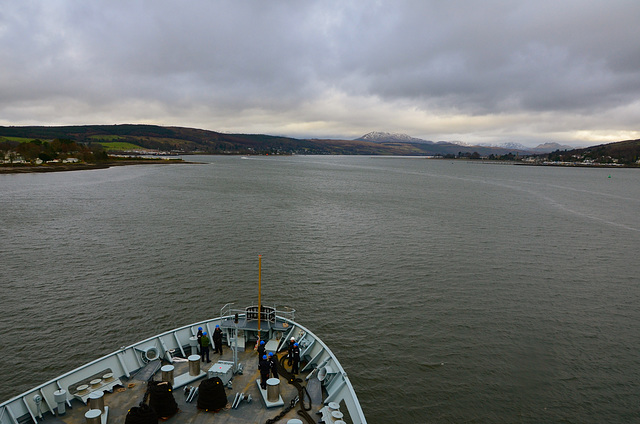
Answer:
322, 1, 640, 114
1, 0, 639, 145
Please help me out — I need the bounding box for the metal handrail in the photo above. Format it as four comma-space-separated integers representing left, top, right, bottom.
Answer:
220, 303, 295, 321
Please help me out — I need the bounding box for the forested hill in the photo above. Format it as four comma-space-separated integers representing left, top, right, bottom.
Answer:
564, 139, 640, 165
0, 124, 334, 154
0, 124, 419, 155
0, 124, 529, 156
1, 125, 639, 162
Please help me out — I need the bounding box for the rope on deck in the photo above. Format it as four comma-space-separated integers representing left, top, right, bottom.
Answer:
264, 354, 315, 424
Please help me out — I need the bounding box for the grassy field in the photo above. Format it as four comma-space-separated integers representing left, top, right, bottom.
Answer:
1, 135, 145, 152
97, 141, 146, 151
88, 135, 123, 141
0, 136, 38, 143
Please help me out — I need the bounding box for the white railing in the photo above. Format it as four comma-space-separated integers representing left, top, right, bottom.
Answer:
220, 303, 296, 322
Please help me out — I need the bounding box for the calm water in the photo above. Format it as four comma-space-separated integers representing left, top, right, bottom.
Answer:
1, 156, 639, 423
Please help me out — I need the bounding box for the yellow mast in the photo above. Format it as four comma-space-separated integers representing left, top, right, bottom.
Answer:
257, 254, 262, 342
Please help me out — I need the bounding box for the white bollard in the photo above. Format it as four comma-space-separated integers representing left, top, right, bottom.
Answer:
188, 354, 201, 376
88, 391, 105, 413
53, 390, 66, 415
161, 364, 175, 386
84, 409, 101, 424
266, 378, 280, 403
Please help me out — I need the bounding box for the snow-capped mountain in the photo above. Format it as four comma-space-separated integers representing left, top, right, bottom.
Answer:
356, 131, 434, 144
531, 142, 574, 152
478, 141, 574, 153
478, 142, 529, 150
441, 140, 475, 146
355, 131, 575, 154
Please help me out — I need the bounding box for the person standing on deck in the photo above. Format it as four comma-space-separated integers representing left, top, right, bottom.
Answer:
259, 354, 270, 389
213, 325, 223, 355
197, 327, 203, 354
200, 332, 211, 363
257, 340, 266, 363
287, 337, 295, 365
268, 352, 279, 379
291, 343, 300, 374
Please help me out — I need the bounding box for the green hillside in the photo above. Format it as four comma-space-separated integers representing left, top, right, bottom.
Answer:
0, 124, 536, 156
1, 125, 639, 164
0, 124, 426, 155
545, 139, 640, 165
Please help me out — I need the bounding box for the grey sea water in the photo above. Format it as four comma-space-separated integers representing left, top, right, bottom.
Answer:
1, 156, 639, 423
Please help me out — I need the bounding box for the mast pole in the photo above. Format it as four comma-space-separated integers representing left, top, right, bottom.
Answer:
258, 254, 262, 342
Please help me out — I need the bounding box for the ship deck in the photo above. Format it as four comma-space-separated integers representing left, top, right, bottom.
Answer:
1, 311, 365, 424
34, 346, 346, 424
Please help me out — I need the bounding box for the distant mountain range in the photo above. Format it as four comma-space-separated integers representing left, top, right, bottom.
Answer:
355, 131, 573, 153
480, 141, 575, 153
530, 142, 576, 152
356, 131, 434, 145
0, 125, 539, 156
0, 125, 637, 163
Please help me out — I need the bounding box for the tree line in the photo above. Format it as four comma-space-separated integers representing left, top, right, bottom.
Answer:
0, 138, 108, 163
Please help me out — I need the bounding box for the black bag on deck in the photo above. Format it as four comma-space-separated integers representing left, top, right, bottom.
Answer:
125, 403, 157, 424
148, 380, 178, 418
197, 377, 228, 411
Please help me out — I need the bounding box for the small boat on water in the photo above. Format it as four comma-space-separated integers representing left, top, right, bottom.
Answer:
0, 260, 367, 424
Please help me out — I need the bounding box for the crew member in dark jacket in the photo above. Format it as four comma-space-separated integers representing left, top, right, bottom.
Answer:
197, 327, 203, 354
257, 340, 266, 363
268, 352, 279, 379
200, 332, 211, 363
287, 337, 295, 365
213, 325, 223, 355
259, 355, 270, 389
291, 343, 300, 374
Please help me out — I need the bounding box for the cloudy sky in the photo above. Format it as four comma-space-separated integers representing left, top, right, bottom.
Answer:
2, 1, 639, 147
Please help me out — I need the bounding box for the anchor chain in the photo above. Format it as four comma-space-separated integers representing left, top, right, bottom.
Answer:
264, 355, 315, 424
265, 395, 299, 424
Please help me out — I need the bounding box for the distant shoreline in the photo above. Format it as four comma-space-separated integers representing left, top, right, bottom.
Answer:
0, 159, 197, 174
2, 156, 636, 174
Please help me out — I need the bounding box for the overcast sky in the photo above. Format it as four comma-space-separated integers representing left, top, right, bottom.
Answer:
1, 1, 639, 147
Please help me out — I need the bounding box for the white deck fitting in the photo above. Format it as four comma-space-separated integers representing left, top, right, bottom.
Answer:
254, 380, 284, 408
173, 371, 207, 389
